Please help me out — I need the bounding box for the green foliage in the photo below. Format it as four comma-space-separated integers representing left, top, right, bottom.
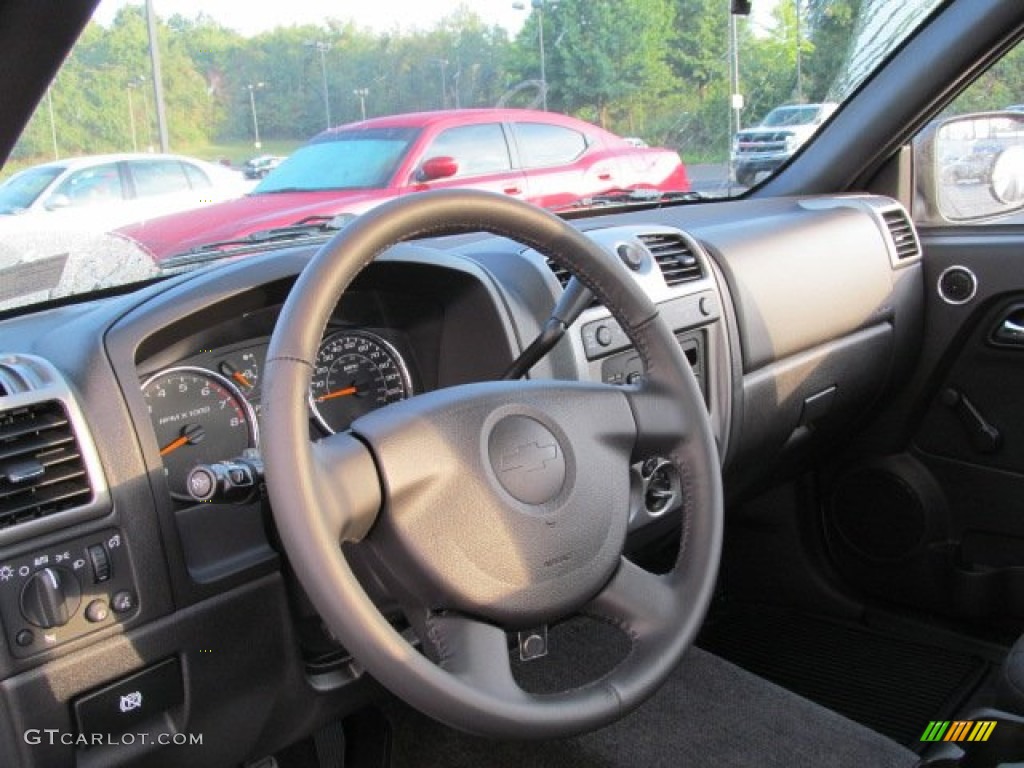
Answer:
14, 0, 999, 171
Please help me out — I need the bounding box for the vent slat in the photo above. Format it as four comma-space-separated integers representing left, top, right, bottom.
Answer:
0, 400, 93, 528
882, 209, 920, 261
638, 233, 703, 286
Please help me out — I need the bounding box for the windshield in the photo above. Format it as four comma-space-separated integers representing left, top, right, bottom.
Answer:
760, 106, 823, 127
254, 128, 420, 193
0, 0, 947, 311
0, 165, 64, 214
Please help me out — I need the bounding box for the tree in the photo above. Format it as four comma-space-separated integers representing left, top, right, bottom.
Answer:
539, 0, 677, 129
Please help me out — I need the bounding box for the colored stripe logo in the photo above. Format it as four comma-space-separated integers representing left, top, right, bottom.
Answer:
920, 720, 997, 742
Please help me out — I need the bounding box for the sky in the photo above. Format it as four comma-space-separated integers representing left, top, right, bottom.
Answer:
94, 0, 531, 37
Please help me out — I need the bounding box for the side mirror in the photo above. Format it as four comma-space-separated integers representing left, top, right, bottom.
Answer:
914, 111, 1024, 223
417, 156, 459, 183
990, 145, 1024, 206
44, 193, 71, 211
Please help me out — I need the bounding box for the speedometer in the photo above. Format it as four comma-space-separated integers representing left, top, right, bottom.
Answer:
309, 330, 413, 434
142, 366, 258, 499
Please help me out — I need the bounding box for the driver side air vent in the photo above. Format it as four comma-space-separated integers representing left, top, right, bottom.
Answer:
0, 400, 94, 531
882, 208, 920, 261
545, 257, 572, 290
638, 233, 703, 285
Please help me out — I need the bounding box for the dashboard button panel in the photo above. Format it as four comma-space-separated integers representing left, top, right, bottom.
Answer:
0, 529, 137, 657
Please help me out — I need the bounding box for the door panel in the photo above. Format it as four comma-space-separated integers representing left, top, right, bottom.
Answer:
822, 231, 1024, 625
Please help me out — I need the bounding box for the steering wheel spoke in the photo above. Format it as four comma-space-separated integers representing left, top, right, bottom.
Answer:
585, 557, 678, 642
625, 378, 696, 461
310, 431, 381, 542
424, 613, 524, 701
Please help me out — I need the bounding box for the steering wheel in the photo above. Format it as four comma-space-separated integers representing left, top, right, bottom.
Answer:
262, 189, 722, 739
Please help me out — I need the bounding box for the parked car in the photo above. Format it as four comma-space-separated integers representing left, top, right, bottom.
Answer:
0, 153, 248, 234
242, 154, 284, 179
730, 102, 838, 186
116, 109, 689, 261
6, 2, 1024, 768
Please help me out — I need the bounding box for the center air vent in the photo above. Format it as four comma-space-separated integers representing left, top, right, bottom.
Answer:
881, 208, 920, 261
0, 400, 94, 531
638, 233, 703, 286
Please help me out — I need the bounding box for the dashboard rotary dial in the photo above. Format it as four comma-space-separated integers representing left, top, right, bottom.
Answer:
309, 330, 413, 433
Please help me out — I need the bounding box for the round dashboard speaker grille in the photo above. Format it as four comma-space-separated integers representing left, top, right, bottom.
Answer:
937, 266, 977, 305
828, 467, 928, 561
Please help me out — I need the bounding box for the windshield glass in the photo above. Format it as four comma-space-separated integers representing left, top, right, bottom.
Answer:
0, 165, 64, 214
760, 106, 822, 127
254, 128, 420, 193
0, 0, 946, 311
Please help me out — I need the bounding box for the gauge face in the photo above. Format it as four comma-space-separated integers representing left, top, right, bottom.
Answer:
142, 366, 258, 498
217, 349, 261, 400
309, 331, 413, 434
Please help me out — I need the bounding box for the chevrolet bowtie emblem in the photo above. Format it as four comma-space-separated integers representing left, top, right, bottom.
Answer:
501, 441, 559, 474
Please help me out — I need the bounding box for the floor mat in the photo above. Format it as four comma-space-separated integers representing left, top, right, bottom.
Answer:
697, 603, 992, 749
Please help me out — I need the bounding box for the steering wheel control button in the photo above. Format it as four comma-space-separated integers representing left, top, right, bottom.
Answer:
488, 416, 566, 505
111, 591, 136, 614
87, 544, 110, 582
518, 626, 549, 661
595, 325, 613, 347
15, 629, 33, 647
20, 567, 81, 628
74, 658, 183, 737
85, 599, 110, 623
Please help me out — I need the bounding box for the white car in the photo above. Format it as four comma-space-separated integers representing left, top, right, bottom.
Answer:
0, 153, 250, 234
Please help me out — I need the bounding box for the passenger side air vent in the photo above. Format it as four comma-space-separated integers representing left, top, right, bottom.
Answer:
882, 208, 920, 261
0, 400, 94, 531
638, 233, 703, 286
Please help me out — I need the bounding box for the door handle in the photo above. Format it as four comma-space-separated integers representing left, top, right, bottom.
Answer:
993, 307, 1024, 346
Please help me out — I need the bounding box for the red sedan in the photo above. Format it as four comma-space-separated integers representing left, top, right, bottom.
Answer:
117, 108, 689, 261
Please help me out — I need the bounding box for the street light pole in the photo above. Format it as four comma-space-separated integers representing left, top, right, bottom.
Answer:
513, 0, 551, 110
535, 0, 547, 111
308, 41, 332, 129
245, 82, 264, 149
794, 0, 803, 101
435, 59, 448, 109
46, 86, 58, 160
353, 88, 368, 121
127, 84, 138, 152
145, 0, 170, 152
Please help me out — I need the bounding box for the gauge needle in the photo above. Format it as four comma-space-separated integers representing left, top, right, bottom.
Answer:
220, 362, 253, 389
160, 435, 189, 456
160, 423, 205, 456
317, 385, 358, 402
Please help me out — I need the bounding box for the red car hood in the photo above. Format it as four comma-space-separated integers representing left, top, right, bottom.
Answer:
116, 189, 390, 261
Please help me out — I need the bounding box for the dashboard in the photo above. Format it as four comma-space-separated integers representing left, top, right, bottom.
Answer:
0, 192, 923, 768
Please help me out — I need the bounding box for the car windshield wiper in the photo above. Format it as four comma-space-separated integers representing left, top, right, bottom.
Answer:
556, 189, 707, 219
159, 214, 353, 271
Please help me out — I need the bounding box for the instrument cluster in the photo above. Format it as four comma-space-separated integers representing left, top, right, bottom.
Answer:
141, 329, 413, 500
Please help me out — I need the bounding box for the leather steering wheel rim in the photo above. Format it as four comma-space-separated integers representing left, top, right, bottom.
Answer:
262, 189, 722, 739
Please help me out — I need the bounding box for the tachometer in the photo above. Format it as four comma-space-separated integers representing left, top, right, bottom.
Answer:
142, 366, 258, 499
309, 330, 413, 434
